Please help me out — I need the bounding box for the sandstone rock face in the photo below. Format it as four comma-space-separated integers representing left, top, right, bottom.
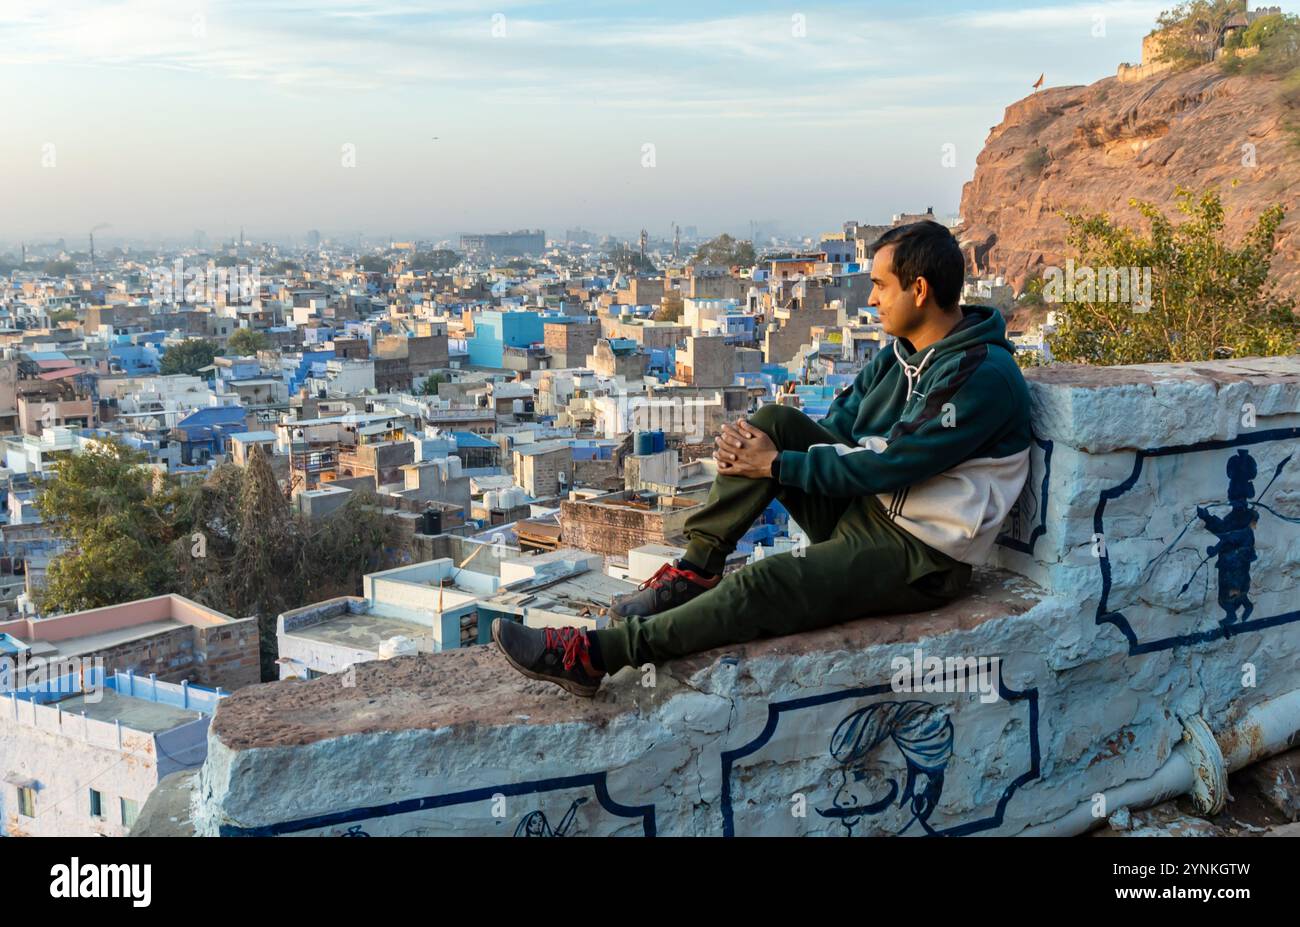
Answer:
958, 64, 1300, 297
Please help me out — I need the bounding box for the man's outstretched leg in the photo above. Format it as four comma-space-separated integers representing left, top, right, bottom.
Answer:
594, 495, 971, 673
493, 496, 972, 696
608, 404, 852, 622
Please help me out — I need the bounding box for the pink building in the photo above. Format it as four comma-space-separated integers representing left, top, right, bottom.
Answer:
0, 594, 259, 692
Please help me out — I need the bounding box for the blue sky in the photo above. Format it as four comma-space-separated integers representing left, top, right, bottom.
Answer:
3, 0, 1293, 245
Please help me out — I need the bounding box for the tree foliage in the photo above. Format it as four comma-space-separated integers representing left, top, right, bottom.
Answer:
418, 373, 446, 396
159, 339, 218, 376
605, 244, 656, 274
653, 298, 684, 322
42, 260, 77, 276
1154, 0, 1245, 67
38, 441, 407, 681
1221, 12, 1300, 72
409, 250, 460, 271
1046, 187, 1299, 365
36, 442, 184, 613
690, 233, 756, 268
227, 328, 271, 356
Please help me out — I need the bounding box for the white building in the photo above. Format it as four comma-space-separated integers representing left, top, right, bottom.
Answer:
0, 669, 225, 836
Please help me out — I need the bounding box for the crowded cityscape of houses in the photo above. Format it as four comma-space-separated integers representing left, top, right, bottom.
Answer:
0, 218, 1040, 835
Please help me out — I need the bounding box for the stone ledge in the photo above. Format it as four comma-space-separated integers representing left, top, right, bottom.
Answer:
1024, 356, 1300, 452
211, 566, 1038, 752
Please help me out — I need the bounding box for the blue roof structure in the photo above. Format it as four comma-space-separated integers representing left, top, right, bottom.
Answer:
175, 406, 247, 441
177, 406, 247, 428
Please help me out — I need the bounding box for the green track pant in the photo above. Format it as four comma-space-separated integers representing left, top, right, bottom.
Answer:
592, 403, 973, 673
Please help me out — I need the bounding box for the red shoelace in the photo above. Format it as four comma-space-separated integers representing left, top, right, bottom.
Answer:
638, 562, 698, 591
543, 626, 591, 672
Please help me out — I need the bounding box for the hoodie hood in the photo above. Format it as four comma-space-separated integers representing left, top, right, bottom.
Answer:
893, 304, 1017, 363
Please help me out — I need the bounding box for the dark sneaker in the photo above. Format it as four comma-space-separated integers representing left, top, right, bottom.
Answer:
607, 561, 720, 625
491, 619, 604, 698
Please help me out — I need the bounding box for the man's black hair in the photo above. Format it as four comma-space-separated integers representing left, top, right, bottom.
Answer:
867, 221, 965, 311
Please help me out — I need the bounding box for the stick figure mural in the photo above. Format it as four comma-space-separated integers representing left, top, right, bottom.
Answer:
1140, 449, 1297, 635
1096, 429, 1300, 653
816, 701, 954, 836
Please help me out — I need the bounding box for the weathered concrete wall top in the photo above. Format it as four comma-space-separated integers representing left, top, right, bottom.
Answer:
1019, 357, 1300, 453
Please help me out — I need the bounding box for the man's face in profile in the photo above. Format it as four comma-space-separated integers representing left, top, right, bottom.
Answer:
868, 244, 923, 339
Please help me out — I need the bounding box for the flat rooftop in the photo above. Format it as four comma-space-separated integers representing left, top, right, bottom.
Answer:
577, 492, 702, 512
287, 611, 435, 653
490, 571, 635, 618
24, 619, 186, 660
50, 689, 203, 733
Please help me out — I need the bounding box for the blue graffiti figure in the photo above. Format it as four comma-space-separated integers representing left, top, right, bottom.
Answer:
1144, 450, 1297, 635
340, 825, 370, 837
514, 797, 587, 837
816, 701, 953, 836
1193, 450, 1261, 630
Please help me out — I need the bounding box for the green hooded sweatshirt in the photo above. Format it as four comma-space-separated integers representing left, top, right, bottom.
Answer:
775, 304, 1033, 565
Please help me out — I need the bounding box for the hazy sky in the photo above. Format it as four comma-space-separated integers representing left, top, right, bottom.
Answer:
4, 0, 1290, 245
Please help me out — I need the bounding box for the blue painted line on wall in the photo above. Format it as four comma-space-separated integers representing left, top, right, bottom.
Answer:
996, 436, 1053, 556
219, 771, 656, 837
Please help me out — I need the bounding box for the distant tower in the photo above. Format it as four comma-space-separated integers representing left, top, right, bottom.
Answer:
639, 228, 648, 264
673, 224, 680, 261
89, 231, 95, 271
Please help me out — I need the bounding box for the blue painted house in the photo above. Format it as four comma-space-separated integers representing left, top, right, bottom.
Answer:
173, 406, 247, 465
468, 310, 545, 368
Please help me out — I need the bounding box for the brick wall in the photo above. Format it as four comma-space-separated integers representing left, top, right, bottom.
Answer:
192, 618, 261, 690
559, 499, 695, 556
92, 618, 260, 691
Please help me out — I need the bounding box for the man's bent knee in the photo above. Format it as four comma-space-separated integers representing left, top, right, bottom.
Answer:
748, 402, 809, 438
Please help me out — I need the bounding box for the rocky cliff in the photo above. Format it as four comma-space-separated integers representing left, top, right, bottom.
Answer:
958, 64, 1300, 297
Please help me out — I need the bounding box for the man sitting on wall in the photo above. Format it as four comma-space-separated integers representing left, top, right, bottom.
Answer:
492, 221, 1033, 697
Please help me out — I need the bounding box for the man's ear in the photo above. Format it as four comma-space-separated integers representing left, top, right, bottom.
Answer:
912, 275, 929, 308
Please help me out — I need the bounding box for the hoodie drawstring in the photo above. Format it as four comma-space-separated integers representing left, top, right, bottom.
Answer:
893, 339, 936, 402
